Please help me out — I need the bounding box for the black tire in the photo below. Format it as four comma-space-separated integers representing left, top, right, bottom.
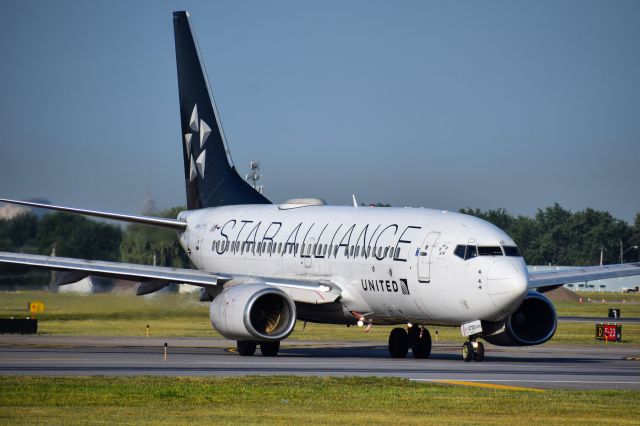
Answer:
412, 329, 432, 359
407, 325, 420, 344
388, 327, 409, 358
260, 341, 280, 357
474, 342, 485, 362
462, 342, 473, 362
237, 340, 257, 356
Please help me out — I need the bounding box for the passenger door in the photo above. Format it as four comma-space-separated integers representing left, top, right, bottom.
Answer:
417, 231, 440, 283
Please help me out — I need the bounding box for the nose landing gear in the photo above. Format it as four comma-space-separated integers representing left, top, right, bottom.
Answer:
462, 336, 484, 362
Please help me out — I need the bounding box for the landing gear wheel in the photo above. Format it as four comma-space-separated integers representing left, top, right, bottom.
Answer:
260, 341, 280, 357
237, 340, 257, 356
462, 342, 474, 362
388, 328, 409, 358
474, 342, 485, 362
411, 329, 432, 359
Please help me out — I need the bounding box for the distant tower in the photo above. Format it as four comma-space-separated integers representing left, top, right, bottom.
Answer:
245, 161, 264, 194
141, 171, 158, 215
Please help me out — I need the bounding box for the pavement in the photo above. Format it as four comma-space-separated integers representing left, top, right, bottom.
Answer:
0, 335, 638, 390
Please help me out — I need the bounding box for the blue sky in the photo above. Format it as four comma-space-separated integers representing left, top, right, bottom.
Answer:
1, 1, 638, 222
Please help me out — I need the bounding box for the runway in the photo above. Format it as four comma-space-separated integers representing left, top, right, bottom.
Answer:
0, 336, 638, 390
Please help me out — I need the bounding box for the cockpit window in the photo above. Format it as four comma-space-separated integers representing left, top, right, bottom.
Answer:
465, 245, 477, 260
478, 246, 503, 256
454, 245, 478, 260
503, 246, 522, 257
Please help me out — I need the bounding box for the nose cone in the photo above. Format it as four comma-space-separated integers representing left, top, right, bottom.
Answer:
487, 258, 528, 315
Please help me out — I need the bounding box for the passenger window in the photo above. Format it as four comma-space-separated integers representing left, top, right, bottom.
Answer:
278, 242, 282, 253
349, 246, 354, 257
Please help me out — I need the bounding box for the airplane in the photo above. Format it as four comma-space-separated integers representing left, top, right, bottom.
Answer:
2, 11, 640, 361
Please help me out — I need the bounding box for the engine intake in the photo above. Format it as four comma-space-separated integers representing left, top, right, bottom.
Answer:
482, 291, 557, 346
210, 283, 296, 342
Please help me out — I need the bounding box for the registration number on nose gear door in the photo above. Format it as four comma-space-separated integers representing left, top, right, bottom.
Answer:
461, 320, 482, 337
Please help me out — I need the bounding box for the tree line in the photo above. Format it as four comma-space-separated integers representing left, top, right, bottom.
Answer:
0, 203, 639, 287
460, 204, 640, 266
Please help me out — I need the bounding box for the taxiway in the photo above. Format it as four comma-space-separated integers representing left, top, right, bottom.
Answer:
0, 336, 638, 390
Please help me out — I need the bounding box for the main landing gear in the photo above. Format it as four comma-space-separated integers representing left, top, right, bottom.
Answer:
236, 340, 281, 357
461, 336, 484, 362
388, 325, 432, 359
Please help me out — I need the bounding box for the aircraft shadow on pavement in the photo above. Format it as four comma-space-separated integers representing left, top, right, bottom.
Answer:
278, 345, 606, 364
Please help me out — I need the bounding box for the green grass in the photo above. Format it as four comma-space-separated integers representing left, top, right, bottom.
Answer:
1, 291, 638, 345
555, 291, 640, 317
0, 376, 638, 425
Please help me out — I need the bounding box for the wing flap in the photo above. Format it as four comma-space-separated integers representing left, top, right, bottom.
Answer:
528, 262, 640, 290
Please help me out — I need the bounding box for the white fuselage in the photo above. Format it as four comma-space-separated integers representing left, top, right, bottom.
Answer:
178, 204, 528, 327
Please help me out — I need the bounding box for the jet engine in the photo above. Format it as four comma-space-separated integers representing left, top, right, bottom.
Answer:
482, 291, 557, 346
210, 283, 296, 342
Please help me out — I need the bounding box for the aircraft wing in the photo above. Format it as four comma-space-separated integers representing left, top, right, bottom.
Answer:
528, 262, 640, 292
0, 252, 341, 304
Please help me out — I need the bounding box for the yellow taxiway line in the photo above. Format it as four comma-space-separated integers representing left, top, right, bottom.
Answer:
433, 380, 545, 392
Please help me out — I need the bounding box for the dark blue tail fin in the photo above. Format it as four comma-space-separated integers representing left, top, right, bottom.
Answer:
173, 11, 271, 210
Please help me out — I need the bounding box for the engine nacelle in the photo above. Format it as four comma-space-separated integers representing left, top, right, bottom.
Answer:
210, 283, 296, 342
482, 291, 557, 346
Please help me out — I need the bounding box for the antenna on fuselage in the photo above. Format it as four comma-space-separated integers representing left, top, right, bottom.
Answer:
352, 194, 358, 208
